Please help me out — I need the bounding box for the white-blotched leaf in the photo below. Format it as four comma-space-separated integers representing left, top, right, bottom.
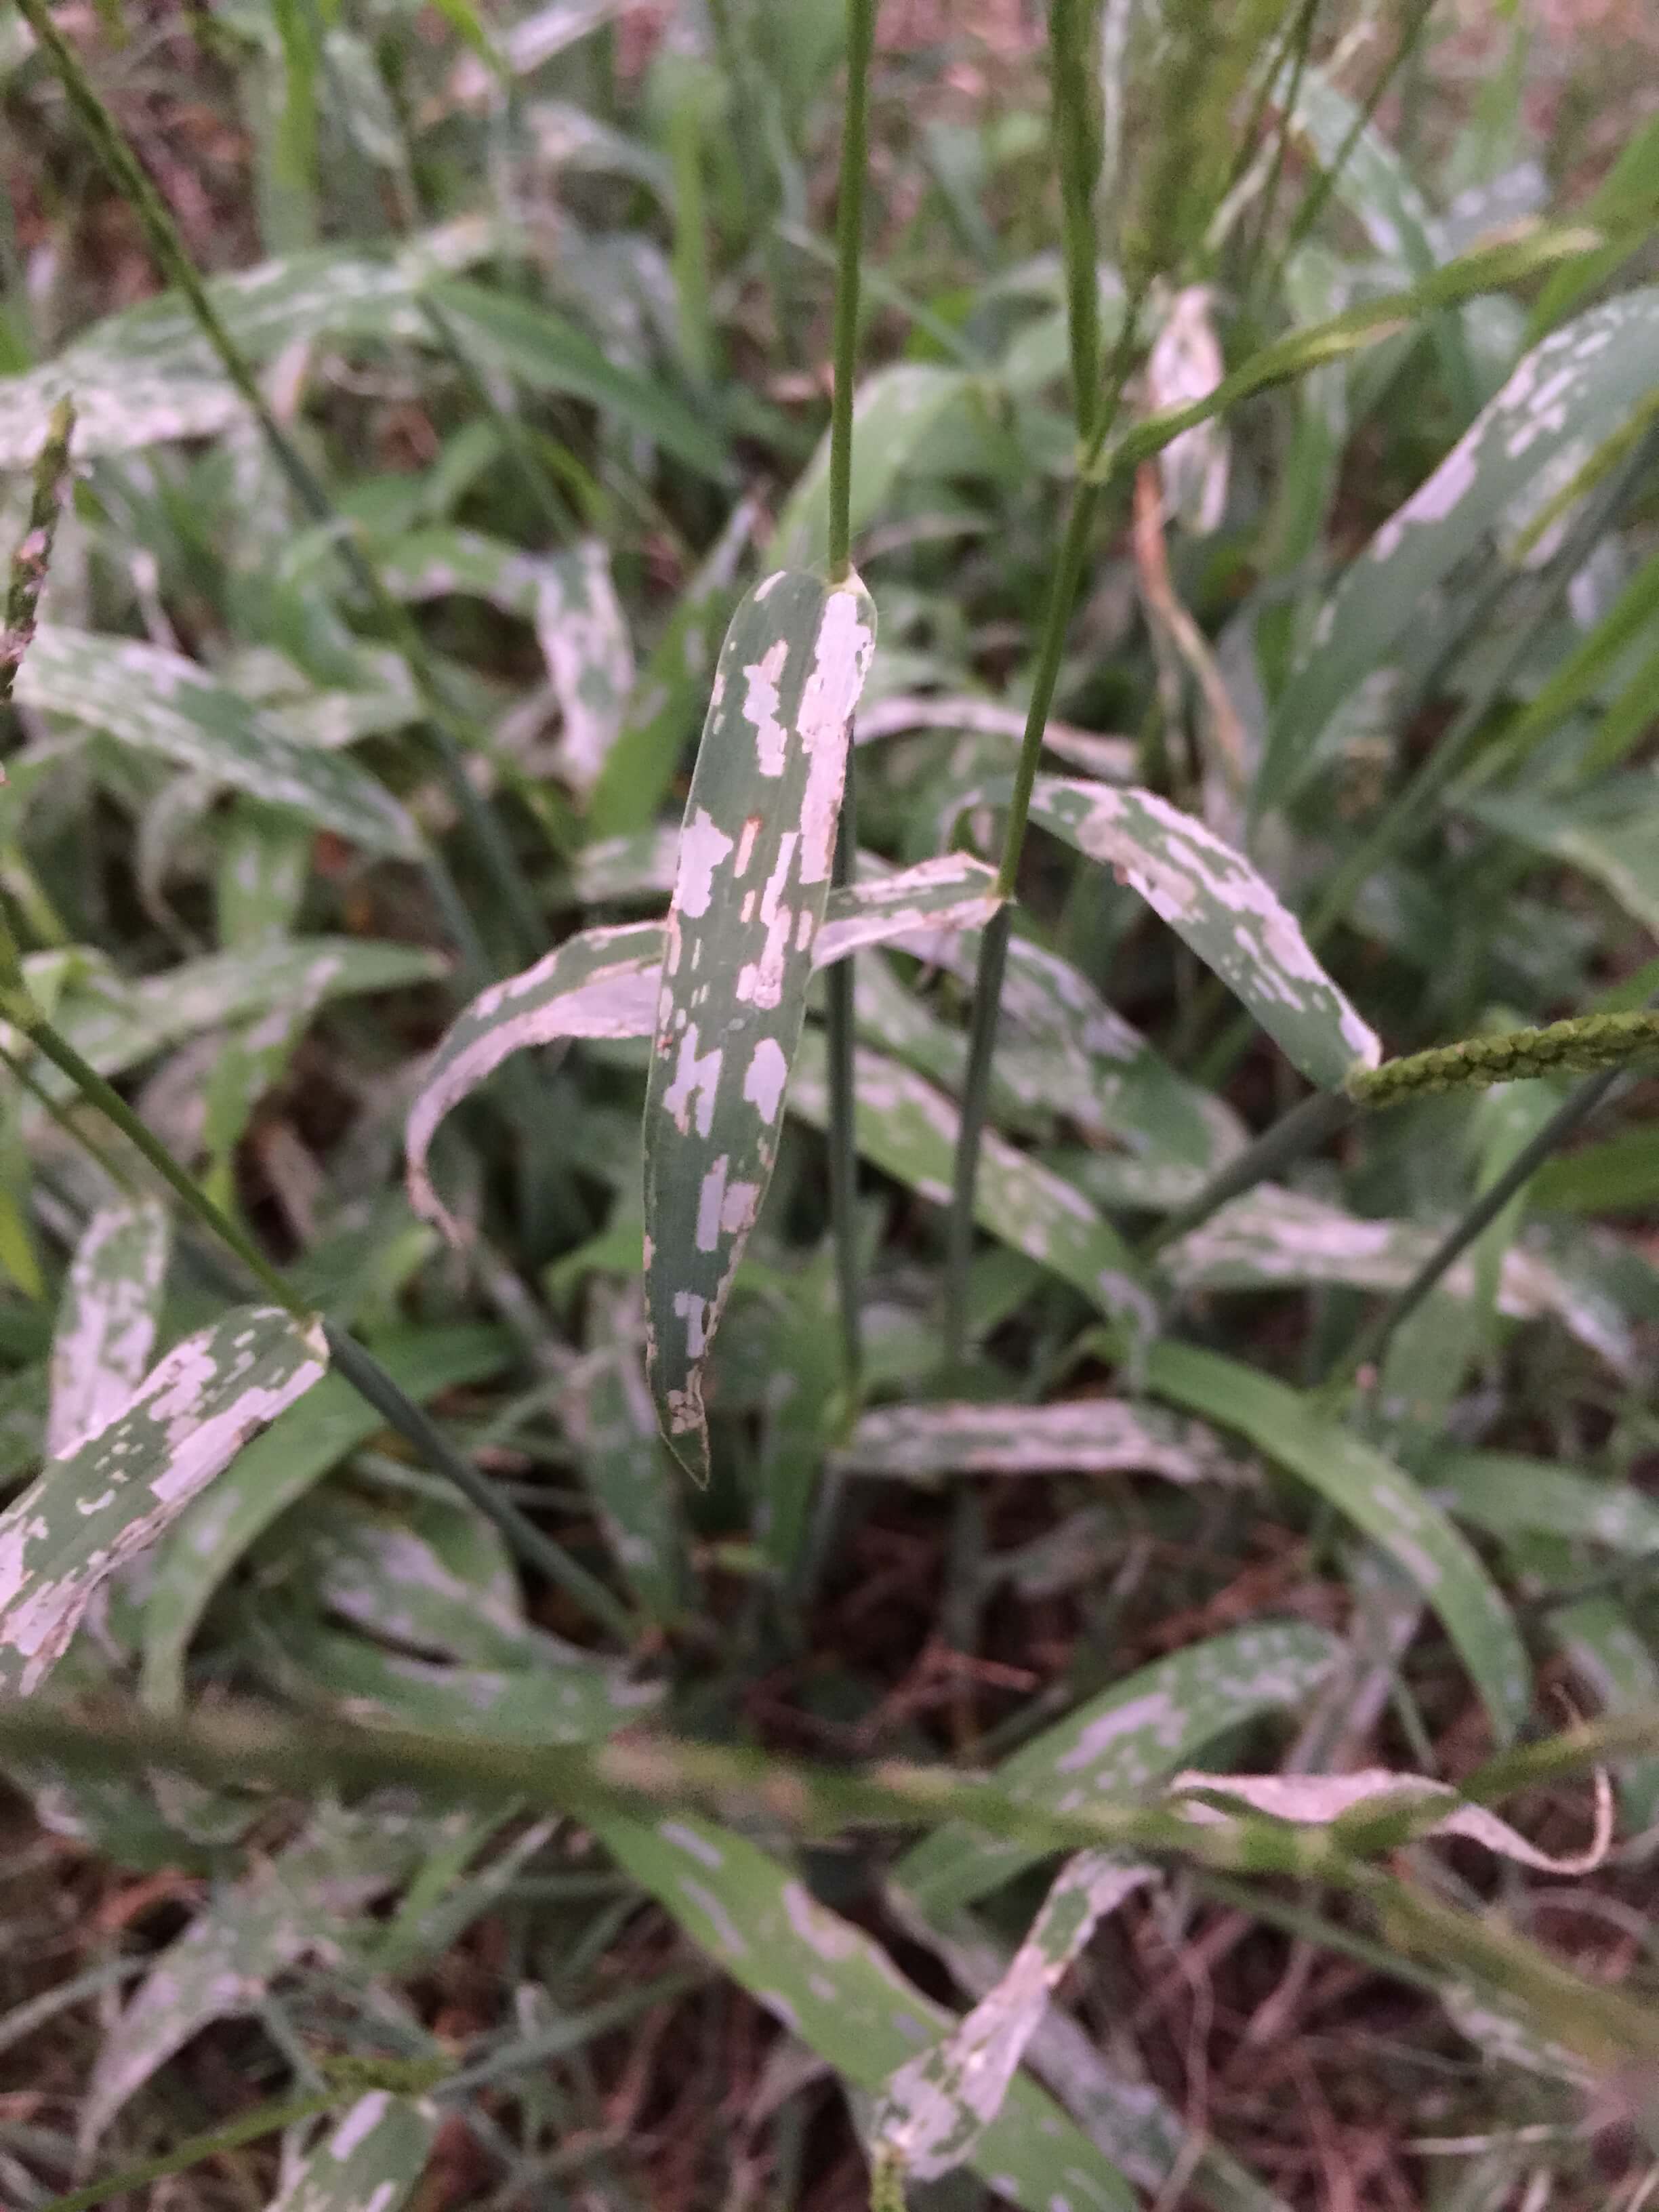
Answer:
80, 1799, 432, 2150
1015, 775, 1380, 1087
644, 567, 877, 1479
267, 2093, 438, 2212
1144, 1342, 1532, 1744
0, 1307, 327, 1698
1146, 287, 1229, 534
1265, 290, 1659, 804
892, 1622, 1342, 1914
593, 1810, 1136, 2212
18, 630, 420, 856
404, 859, 998, 1244
873, 1855, 1155, 2184
45, 1197, 171, 1459
834, 1398, 1255, 1488
140, 1326, 511, 1715
377, 529, 633, 790
1167, 1766, 1610, 1874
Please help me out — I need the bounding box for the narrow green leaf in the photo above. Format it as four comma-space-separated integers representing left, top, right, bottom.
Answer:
890, 1622, 1340, 1915
1527, 110, 1659, 340
432, 276, 729, 478
18, 629, 420, 856
216, 801, 310, 950
1429, 1449, 1659, 1556
266, 2092, 438, 2212
45, 1197, 171, 1458
1551, 1597, 1659, 1828
594, 1811, 1136, 2212
0, 1307, 327, 1699
1143, 1343, 1532, 1744
563, 1279, 690, 1623
641, 567, 876, 1478
1465, 778, 1659, 939
1531, 1124, 1659, 1214
1016, 775, 1380, 1086
140, 1326, 511, 1715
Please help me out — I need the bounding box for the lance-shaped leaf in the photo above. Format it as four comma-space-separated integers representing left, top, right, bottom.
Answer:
81, 1798, 434, 2151
140, 1325, 511, 1715
834, 1398, 1255, 1488
1143, 1343, 1531, 1745
1014, 775, 1379, 1088
0, 1307, 327, 1698
643, 567, 877, 1479
267, 2092, 438, 2212
18, 630, 420, 857
873, 1855, 1155, 2184
892, 1622, 1341, 1916
404, 860, 997, 1244
1264, 289, 1659, 805
1166, 1766, 1610, 1874
45, 1197, 172, 1459
1429, 1450, 1659, 1557
593, 1810, 1136, 2212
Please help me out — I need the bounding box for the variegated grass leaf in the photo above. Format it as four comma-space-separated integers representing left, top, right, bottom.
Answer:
834, 1398, 1256, 1487
265, 2092, 438, 2212
0, 1306, 327, 1698
643, 566, 877, 1480
593, 1809, 1136, 2212
1012, 774, 1380, 1088
45, 1195, 171, 1459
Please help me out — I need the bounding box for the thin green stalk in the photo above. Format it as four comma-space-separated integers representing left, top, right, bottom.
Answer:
1051, 0, 1105, 444
1238, 0, 1321, 303
0, 1040, 137, 1197
826, 0, 876, 583
942, 899, 1010, 1364
823, 0, 876, 1394
14, 0, 543, 970
1141, 1086, 1355, 1256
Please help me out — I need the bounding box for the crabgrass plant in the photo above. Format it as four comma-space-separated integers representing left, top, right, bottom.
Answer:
3, 0, 1659, 2203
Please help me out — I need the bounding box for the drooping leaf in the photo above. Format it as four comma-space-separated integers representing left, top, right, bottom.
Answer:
80, 1798, 434, 2151
641, 567, 875, 1478
1263, 290, 1659, 804
265, 2091, 438, 2212
45, 1197, 171, 1459
890, 1622, 1341, 1915
18, 629, 420, 856
1551, 1596, 1659, 1828
1012, 775, 1380, 1087
140, 1325, 510, 1715
834, 1398, 1255, 1488
873, 1855, 1155, 2184
0, 1307, 327, 1698
594, 1811, 1136, 2212
1142, 1343, 1531, 1745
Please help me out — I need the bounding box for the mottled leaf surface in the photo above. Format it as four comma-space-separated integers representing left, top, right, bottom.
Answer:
595, 1811, 1135, 2212
1017, 776, 1379, 1086
1144, 1343, 1530, 1744
1266, 290, 1659, 801
140, 1326, 511, 1714
644, 567, 876, 1478
0, 1307, 327, 1698
19, 630, 420, 857
892, 1622, 1341, 1914
45, 1197, 171, 1459
834, 1398, 1255, 1488
874, 1855, 1155, 2182
266, 2092, 438, 2212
